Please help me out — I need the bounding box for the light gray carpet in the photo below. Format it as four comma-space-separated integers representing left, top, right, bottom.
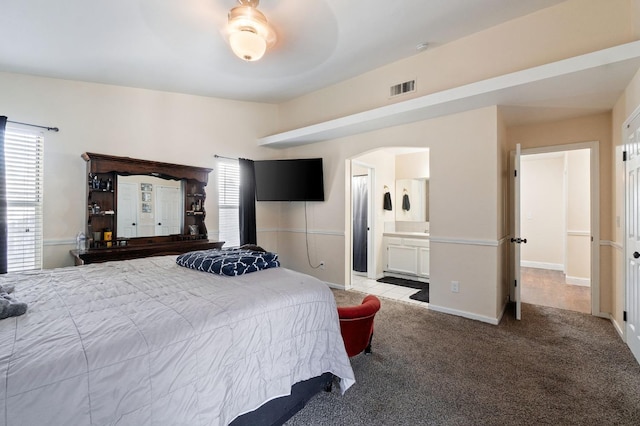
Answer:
285, 290, 640, 425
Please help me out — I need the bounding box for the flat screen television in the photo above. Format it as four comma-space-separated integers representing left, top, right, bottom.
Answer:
254, 158, 325, 201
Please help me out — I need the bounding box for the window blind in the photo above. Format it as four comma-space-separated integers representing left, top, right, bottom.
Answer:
4, 127, 44, 272
218, 159, 240, 248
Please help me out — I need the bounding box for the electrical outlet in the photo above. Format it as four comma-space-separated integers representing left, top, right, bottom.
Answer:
319, 261, 325, 270
451, 281, 459, 293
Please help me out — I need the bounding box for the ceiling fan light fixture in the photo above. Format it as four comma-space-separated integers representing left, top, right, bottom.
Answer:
229, 28, 267, 61
227, 0, 276, 62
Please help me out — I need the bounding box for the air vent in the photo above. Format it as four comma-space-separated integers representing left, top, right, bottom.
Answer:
390, 79, 416, 97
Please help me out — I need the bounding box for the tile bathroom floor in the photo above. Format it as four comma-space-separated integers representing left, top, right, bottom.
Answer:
349, 273, 428, 308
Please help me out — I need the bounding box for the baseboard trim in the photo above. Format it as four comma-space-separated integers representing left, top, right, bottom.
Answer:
325, 281, 345, 290
610, 314, 625, 340
565, 276, 591, 287
521, 261, 564, 271
428, 304, 500, 325
496, 298, 509, 324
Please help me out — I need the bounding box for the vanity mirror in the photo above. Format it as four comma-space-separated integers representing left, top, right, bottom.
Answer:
395, 178, 429, 222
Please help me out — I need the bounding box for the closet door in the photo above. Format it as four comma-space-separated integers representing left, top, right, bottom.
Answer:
156, 186, 181, 235
626, 113, 640, 364
117, 182, 138, 238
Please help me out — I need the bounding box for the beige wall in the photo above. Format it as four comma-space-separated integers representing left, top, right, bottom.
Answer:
635, 0, 640, 39
0, 71, 280, 268
275, 0, 638, 132
566, 149, 591, 281
395, 151, 429, 180
520, 154, 565, 268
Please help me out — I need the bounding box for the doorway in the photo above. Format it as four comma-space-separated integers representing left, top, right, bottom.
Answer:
347, 148, 430, 300
350, 162, 375, 281
517, 144, 598, 315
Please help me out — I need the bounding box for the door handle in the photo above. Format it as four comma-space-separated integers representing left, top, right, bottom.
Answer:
511, 237, 528, 244
158, 223, 162, 226
132, 223, 136, 226
634, 252, 640, 259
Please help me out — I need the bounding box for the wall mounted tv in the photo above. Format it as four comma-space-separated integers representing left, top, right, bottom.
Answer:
254, 158, 325, 202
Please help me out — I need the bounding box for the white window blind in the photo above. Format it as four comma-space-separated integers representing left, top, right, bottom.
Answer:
4, 126, 44, 272
218, 159, 240, 248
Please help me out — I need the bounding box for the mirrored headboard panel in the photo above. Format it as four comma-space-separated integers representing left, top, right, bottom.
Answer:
116, 175, 183, 238
82, 152, 212, 247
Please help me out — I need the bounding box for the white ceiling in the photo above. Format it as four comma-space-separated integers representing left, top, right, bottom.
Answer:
0, 0, 566, 104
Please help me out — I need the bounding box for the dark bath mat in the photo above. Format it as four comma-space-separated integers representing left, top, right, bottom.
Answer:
377, 276, 427, 290
409, 287, 429, 303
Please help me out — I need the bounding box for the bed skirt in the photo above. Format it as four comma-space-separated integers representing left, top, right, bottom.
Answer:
230, 373, 333, 426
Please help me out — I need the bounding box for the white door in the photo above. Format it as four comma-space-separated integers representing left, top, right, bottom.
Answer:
156, 186, 182, 235
116, 182, 138, 238
512, 144, 524, 320
626, 112, 640, 363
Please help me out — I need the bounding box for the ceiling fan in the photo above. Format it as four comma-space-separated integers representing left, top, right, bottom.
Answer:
226, 0, 277, 61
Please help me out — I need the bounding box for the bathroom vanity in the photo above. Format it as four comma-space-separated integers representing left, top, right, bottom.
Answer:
383, 232, 430, 279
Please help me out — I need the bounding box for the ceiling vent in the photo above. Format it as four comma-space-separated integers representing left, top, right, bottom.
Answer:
390, 79, 416, 97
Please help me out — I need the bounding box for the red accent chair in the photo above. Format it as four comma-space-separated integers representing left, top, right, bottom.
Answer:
337, 295, 381, 357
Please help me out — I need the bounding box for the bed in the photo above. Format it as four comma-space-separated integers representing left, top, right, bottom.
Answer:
0, 255, 355, 425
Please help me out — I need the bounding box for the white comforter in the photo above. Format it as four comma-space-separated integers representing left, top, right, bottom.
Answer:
0, 256, 355, 425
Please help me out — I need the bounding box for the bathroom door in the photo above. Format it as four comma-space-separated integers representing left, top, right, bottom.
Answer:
352, 175, 368, 273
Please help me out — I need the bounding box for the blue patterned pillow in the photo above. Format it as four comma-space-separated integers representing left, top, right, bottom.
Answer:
176, 248, 280, 276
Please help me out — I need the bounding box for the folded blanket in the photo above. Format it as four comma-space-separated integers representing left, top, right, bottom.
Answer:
0, 285, 27, 320
176, 248, 280, 276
